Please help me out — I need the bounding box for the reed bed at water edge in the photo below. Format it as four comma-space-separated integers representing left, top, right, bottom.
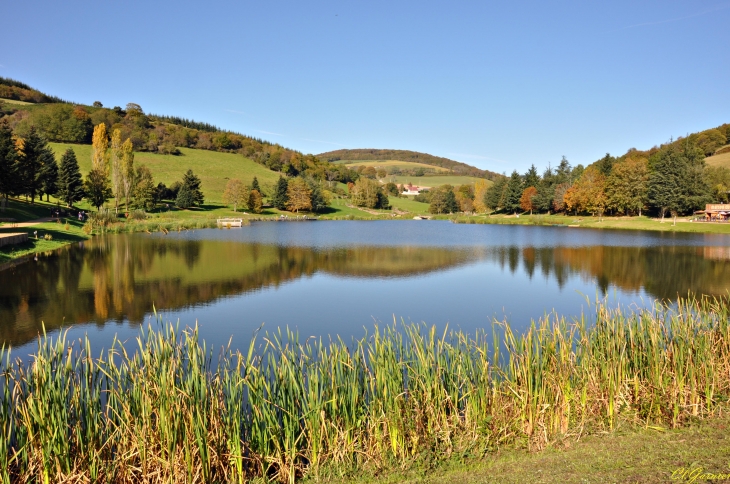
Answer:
1, 298, 730, 483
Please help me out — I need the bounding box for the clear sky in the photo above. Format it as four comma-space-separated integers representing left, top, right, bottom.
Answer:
2, 0, 729, 173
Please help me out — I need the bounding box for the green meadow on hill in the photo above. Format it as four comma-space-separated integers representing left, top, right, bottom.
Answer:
49, 143, 281, 203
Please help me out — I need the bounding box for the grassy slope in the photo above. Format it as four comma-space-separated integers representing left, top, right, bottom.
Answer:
316, 417, 730, 484
706, 150, 730, 168
50, 144, 281, 203
385, 174, 487, 187
339, 160, 450, 172
0, 98, 34, 105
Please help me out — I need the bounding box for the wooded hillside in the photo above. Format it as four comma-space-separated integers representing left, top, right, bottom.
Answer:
318, 148, 499, 179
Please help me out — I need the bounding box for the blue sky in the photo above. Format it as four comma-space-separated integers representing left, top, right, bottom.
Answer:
3, 0, 729, 172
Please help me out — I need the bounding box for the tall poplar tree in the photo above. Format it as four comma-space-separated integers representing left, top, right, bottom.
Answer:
57, 148, 85, 207
86, 123, 111, 210
0, 120, 16, 210
110, 128, 123, 212
121, 138, 135, 209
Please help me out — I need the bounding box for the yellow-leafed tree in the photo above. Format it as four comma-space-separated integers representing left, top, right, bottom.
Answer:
222, 178, 248, 212
286, 178, 312, 213
110, 129, 123, 212
91, 123, 109, 172
473, 179, 489, 213
121, 139, 135, 210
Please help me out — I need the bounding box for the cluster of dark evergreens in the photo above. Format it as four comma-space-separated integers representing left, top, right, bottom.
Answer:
484, 124, 730, 220
0, 121, 83, 210
318, 148, 499, 179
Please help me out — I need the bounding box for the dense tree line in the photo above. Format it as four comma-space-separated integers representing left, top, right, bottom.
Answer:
482, 127, 730, 219
318, 148, 499, 179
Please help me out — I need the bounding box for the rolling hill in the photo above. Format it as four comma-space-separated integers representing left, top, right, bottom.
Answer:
49, 143, 281, 203
318, 148, 499, 179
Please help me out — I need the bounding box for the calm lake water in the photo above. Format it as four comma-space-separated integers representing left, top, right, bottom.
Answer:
3, 220, 730, 355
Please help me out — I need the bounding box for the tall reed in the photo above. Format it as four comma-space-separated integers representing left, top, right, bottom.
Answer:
1, 297, 729, 483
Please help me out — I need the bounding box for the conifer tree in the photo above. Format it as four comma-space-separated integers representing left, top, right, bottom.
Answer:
57, 148, 85, 207
16, 127, 46, 204
178, 169, 204, 208
0, 120, 16, 211
524, 164, 540, 189
251, 176, 260, 192
38, 147, 58, 201
272, 176, 289, 210
503, 170, 524, 213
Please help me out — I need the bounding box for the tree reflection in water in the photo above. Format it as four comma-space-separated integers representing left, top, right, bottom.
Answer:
1, 233, 730, 346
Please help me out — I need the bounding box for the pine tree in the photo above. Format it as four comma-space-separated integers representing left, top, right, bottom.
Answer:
524, 164, 540, 189
503, 170, 524, 213
251, 176, 260, 192
0, 120, 16, 211
16, 127, 46, 204
484, 176, 507, 212
39, 148, 59, 202
175, 184, 195, 209
181, 169, 204, 206
57, 148, 85, 207
272, 176, 289, 210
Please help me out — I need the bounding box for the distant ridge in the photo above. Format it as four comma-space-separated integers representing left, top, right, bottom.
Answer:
317, 149, 499, 179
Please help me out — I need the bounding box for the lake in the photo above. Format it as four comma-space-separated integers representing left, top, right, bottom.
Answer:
3, 220, 730, 355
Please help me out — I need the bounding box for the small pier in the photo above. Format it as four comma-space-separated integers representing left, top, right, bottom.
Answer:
0, 232, 29, 247
217, 218, 244, 227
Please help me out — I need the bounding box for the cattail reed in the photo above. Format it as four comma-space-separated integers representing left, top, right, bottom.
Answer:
1, 297, 729, 483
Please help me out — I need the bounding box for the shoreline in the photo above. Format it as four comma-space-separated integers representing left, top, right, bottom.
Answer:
5, 211, 730, 264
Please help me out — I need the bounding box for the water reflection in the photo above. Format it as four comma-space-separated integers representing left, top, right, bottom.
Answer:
2, 227, 730, 347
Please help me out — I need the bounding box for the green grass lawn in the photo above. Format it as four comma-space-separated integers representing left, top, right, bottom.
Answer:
313, 417, 730, 484
49, 144, 282, 204
385, 174, 489, 188
388, 196, 430, 215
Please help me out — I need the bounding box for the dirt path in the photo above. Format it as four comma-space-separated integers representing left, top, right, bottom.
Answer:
1, 217, 55, 228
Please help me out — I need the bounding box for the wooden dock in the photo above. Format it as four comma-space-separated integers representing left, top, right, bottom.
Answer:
0, 233, 29, 247
217, 218, 244, 227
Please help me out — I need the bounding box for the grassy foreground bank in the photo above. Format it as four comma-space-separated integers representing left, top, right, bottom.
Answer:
452, 213, 730, 234
2, 299, 730, 483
